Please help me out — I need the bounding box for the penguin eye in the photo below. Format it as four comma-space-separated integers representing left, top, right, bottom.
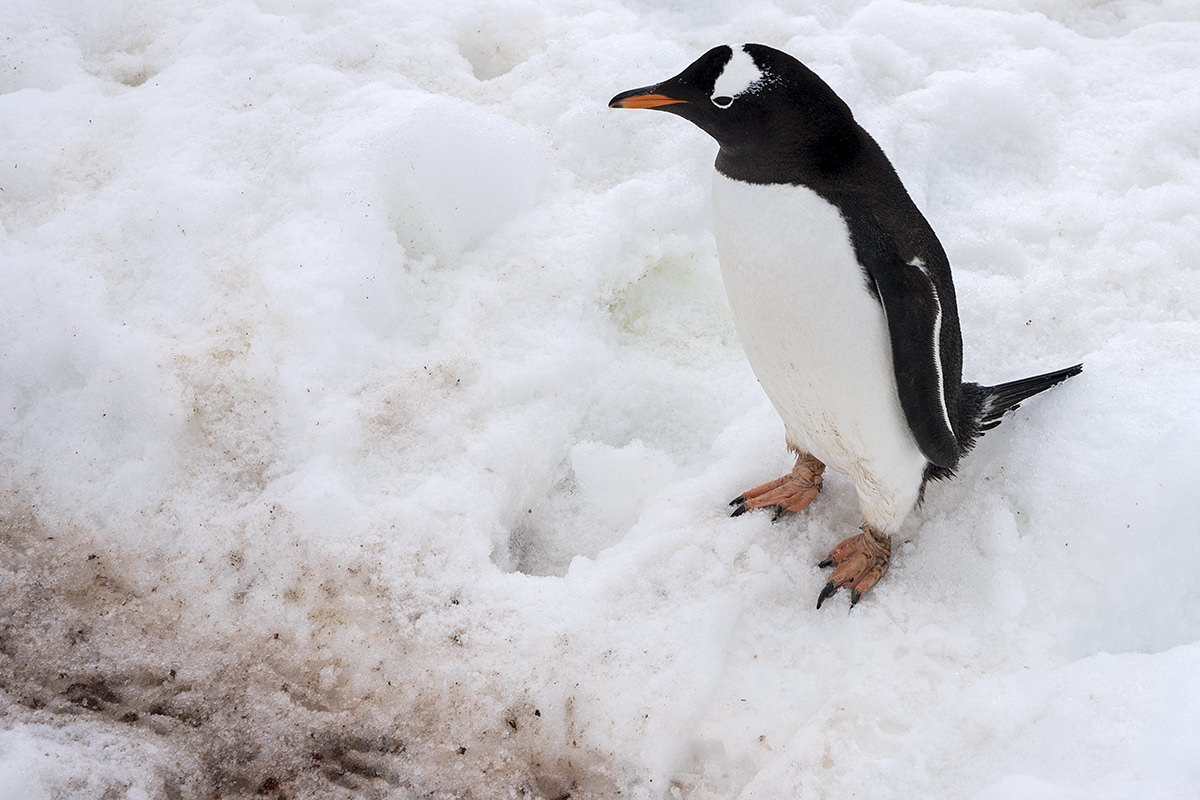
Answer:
712, 95, 734, 108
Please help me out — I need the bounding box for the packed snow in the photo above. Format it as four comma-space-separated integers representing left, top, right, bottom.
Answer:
2, 1, 1199, 798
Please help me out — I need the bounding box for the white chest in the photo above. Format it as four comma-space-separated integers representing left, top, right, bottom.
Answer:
711, 172, 926, 529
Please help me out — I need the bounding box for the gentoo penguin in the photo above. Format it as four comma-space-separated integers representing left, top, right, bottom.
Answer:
610, 44, 1081, 608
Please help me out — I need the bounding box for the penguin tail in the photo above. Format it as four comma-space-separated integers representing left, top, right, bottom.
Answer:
924, 363, 1082, 487
976, 363, 1083, 431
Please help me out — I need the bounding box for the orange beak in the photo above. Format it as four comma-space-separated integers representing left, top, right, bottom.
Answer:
609, 89, 688, 109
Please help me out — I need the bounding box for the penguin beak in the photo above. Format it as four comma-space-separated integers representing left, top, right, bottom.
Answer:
609, 85, 688, 109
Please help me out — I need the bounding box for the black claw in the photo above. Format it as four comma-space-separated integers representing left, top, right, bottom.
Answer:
817, 557, 834, 569
849, 589, 862, 607
730, 504, 747, 518
770, 505, 786, 523
816, 581, 838, 609
728, 495, 745, 507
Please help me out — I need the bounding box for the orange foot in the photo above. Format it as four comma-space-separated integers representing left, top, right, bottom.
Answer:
816, 527, 892, 609
730, 453, 825, 521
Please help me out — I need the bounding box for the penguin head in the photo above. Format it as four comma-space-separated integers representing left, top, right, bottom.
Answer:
609, 44, 856, 171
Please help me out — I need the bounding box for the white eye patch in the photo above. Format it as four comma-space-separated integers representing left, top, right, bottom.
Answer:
711, 45, 763, 106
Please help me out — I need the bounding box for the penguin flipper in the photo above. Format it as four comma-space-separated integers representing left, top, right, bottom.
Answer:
866, 251, 961, 470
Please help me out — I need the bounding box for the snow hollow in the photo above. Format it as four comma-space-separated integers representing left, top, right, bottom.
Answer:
2, 1, 1199, 798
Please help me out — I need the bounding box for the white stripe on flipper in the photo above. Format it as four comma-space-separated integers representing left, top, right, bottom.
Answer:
910, 258, 954, 438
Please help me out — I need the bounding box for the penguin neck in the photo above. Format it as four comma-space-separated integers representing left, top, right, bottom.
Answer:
714, 119, 864, 187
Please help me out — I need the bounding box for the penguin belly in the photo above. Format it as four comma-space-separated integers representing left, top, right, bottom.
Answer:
712, 172, 928, 532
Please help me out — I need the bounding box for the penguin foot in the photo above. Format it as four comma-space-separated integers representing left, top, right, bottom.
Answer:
816, 527, 891, 609
730, 453, 825, 519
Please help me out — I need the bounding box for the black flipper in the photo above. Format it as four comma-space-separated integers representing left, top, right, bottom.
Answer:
862, 238, 961, 470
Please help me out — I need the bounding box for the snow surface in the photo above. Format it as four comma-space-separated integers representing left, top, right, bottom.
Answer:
2, 1, 1199, 798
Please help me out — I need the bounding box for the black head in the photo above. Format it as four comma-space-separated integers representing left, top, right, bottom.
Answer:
609, 44, 860, 180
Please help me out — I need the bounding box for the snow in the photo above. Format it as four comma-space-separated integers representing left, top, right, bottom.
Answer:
1, 0, 1198, 798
